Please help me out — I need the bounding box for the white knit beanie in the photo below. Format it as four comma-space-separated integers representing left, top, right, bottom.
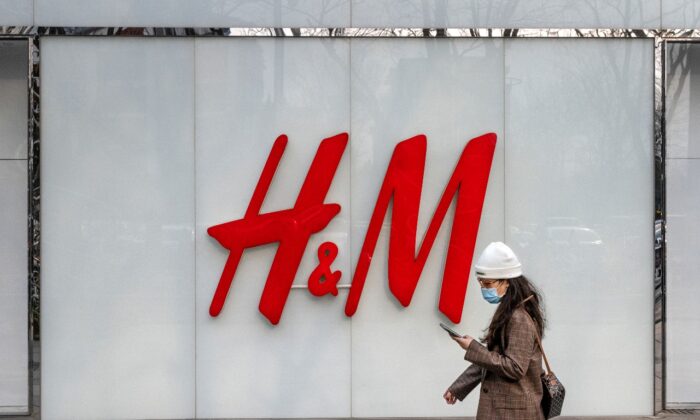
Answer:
474, 241, 522, 279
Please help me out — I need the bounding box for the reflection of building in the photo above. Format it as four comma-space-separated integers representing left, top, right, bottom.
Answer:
1, 2, 700, 419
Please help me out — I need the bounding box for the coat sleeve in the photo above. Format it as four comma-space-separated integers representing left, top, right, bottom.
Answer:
463, 309, 536, 381
448, 363, 483, 401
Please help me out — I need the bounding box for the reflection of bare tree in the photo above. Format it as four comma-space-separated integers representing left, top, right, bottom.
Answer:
476, 0, 657, 28
667, 44, 691, 100
663, 2, 700, 28
503, 38, 655, 292
212, 0, 347, 27
666, 43, 692, 151
665, 42, 700, 162
509, 38, 652, 189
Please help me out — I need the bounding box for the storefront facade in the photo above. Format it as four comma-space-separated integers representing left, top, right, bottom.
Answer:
1, 2, 699, 419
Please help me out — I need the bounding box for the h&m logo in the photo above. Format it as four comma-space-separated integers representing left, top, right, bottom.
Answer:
207, 132, 496, 325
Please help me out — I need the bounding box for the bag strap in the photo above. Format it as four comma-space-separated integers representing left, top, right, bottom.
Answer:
518, 295, 553, 375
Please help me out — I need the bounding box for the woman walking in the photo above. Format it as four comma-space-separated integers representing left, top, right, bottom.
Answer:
443, 241, 546, 420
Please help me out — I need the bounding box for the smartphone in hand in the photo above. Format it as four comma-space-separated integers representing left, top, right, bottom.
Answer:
439, 322, 464, 338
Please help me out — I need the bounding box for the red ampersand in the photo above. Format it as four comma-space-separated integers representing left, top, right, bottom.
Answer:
307, 242, 342, 297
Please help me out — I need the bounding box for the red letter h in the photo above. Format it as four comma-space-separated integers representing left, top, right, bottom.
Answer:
207, 133, 348, 325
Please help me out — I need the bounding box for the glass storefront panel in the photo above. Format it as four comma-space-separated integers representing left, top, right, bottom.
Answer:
349, 37, 504, 418
194, 38, 352, 418
665, 41, 700, 407
0, 39, 29, 415
505, 38, 654, 415
38, 36, 657, 418
41, 37, 196, 419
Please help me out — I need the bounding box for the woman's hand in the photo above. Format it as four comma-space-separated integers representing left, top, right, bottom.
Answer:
443, 389, 457, 404
451, 334, 474, 350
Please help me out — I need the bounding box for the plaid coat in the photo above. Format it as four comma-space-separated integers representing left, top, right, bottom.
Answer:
448, 307, 545, 420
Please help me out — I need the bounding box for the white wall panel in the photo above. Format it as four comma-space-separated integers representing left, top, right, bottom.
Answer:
505, 38, 654, 415
0, 40, 28, 160
41, 38, 195, 420
349, 38, 504, 418
34, 32, 663, 420
35, 0, 349, 28
0, 0, 32, 26
352, 0, 660, 29
195, 38, 351, 418
477, 0, 660, 28
667, 158, 700, 405
0, 160, 28, 414
351, 0, 474, 27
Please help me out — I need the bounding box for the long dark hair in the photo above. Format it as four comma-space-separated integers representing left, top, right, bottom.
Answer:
480, 275, 546, 351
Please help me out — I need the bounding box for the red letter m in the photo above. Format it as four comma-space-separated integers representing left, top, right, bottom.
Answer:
344, 133, 496, 323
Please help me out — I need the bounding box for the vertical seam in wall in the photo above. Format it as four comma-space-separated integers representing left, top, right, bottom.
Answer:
503, 39, 507, 242
349, 0, 352, 28
32, 0, 35, 27
192, 37, 198, 419
659, 0, 663, 30
348, 36, 353, 419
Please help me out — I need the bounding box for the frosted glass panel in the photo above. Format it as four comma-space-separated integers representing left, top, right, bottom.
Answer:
0, 39, 28, 415
666, 42, 700, 406
35, 0, 349, 27
0, 160, 28, 414
352, 0, 660, 29
195, 38, 351, 418
349, 38, 504, 418
351, 0, 478, 27
476, 0, 660, 28
667, 159, 700, 405
662, 0, 700, 29
505, 38, 654, 416
0, 0, 32, 26
41, 38, 195, 420
0, 40, 28, 159
35, 34, 662, 418
667, 43, 700, 158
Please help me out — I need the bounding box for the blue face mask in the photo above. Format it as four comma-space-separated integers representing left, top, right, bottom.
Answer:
481, 287, 502, 304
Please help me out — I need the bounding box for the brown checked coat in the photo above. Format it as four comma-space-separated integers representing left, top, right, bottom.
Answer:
448, 307, 545, 420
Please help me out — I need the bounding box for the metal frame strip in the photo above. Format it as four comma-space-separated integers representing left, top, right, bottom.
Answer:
2, 26, 700, 38
0, 36, 36, 418
0, 26, 675, 37
654, 36, 667, 415
27, 35, 40, 418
